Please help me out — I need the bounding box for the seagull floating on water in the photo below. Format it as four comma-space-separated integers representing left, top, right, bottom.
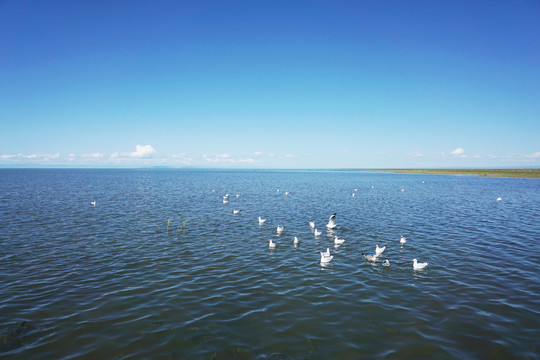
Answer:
233, 209, 240, 214
314, 229, 322, 237
258, 217, 266, 225
320, 248, 333, 263
320, 253, 333, 263
326, 213, 337, 229
400, 235, 407, 244
375, 244, 386, 256
268, 239, 277, 249
412, 258, 429, 270
334, 236, 345, 245
294, 236, 299, 245
362, 253, 378, 262
382, 259, 390, 267
285, 191, 290, 196
309, 221, 315, 229
90, 200, 96, 206
277, 225, 284, 234
496, 197, 502, 201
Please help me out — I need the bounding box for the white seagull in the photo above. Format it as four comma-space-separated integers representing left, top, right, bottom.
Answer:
412, 258, 429, 270
326, 213, 337, 229
309, 221, 315, 229
375, 244, 386, 256
90, 200, 96, 206
382, 259, 390, 267
314, 228, 322, 237
294, 236, 299, 245
320, 248, 333, 263
400, 235, 407, 244
233, 209, 240, 214
334, 236, 345, 245
258, 217, 266, 225
362, 253, 378, 262
276, 225, 284, 234
268, 239, 277, 249
320, 253, 333, 263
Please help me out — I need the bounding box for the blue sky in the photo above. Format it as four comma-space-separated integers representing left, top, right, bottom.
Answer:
1, 0, 539, 168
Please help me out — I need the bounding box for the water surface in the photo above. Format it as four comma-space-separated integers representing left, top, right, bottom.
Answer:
1, 169, 539, 359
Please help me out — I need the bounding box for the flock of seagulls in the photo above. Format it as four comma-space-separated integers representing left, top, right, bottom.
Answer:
91, 184, 443, 271
90, 181, 505, 273
217, 189, 431, 271
272, 209, 428, 270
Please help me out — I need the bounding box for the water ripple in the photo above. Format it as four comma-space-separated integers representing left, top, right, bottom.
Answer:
0, 170, 539, 359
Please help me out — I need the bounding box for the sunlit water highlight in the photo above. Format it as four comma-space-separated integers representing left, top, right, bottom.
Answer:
1, 169, 539, 359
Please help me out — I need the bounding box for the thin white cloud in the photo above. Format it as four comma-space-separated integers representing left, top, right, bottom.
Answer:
285, 154, 294, 158
172, 153, 192, 165
131, 144, 157, 158
105, 145, 158, 161
83, 153, 106, 159
495, 151, 540, 162
448, 147, 469, 158
254, 151, 264, 156
409, 152, 424, 157
0, 153, 60, 161
202, 153, 256, 164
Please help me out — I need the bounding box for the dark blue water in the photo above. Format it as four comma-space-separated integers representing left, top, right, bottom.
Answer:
1, 169, 539, 359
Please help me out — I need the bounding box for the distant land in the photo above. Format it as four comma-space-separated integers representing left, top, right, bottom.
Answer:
358, 168, 540, 178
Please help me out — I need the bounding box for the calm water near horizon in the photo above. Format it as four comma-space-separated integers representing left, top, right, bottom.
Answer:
1, 169, 539, 359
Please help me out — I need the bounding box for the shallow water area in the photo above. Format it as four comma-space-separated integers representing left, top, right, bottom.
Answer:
1, 169, 539, 359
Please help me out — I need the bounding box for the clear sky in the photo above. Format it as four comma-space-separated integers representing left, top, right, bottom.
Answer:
1, 0, 539, 168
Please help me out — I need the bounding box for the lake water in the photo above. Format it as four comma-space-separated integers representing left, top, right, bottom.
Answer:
1, 169, 539, 359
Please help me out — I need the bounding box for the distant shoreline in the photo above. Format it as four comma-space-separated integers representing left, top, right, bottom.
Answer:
348, 168, 540, 178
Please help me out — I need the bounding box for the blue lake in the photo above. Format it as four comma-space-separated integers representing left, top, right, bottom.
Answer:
0, 169, 539, 359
